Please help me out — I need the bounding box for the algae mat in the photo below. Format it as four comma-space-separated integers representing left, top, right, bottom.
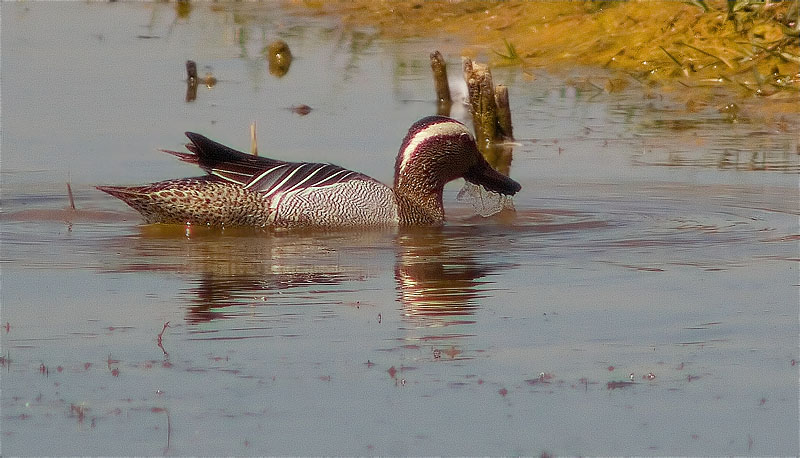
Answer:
301, 0, 799, 117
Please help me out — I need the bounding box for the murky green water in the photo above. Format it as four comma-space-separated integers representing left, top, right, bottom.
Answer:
2, 3, 798, 456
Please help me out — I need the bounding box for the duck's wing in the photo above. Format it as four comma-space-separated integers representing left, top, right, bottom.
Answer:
162, 132, 375, 196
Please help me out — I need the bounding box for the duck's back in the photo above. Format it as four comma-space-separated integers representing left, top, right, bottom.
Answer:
98, 133, 400, 227
99, 176, 398, 227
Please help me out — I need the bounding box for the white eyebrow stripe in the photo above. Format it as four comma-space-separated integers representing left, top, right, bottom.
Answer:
398, 121, 471, 173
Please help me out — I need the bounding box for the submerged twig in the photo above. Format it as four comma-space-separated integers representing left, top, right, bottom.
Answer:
659, 46, 682, 67
165, 407, 171, 454
151, 407, 171, 455
157, 321, 170, 358
66, 182, 76, 210
677, 41, 733, 68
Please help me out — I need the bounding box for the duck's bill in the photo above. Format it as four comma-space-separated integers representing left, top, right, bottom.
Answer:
463, 164, 521, 196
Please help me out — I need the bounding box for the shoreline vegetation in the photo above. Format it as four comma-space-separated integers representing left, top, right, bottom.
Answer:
294, 0, 799, 118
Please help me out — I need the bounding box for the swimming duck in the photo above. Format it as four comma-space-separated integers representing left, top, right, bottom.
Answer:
97, 116, 521, 227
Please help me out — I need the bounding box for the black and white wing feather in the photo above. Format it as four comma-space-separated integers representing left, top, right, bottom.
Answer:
242, 162, 362, 196
162, 132, 374, 196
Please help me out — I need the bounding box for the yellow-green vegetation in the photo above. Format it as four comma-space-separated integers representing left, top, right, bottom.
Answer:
297, 0, 799, 115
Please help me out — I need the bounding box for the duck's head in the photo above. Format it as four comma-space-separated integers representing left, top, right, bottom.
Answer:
393, 116, 521, 222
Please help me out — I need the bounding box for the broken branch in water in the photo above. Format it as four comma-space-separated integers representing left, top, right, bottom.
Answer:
494, 85, 513, 139
186, 60, 198, 81
430, 50, 452, 115
185, 60, 198, 102
250, 121, 258, 156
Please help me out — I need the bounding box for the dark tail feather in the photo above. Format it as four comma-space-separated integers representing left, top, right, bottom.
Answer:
181, 132, 284, 174
160, 149, 198, 164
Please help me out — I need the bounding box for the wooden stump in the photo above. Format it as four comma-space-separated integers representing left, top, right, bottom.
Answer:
462, 57, 513, 144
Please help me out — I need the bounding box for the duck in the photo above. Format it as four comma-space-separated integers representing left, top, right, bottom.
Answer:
97, 116, 521, 227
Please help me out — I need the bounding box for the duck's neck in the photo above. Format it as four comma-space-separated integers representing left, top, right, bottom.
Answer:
394, 191, 444, 225
393, 172, 445, 225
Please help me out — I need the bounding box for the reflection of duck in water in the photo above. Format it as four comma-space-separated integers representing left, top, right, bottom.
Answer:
107, 228, 393, 324
97, 116, 520, 227
105, 223, 506, 329
179, 229, 507, 327
395, 228, 510, 326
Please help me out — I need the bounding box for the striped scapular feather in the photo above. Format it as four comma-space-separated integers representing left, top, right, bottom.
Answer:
161, 132, 373, 197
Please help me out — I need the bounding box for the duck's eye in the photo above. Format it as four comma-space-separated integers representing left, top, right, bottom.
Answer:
459, 132, 472, 142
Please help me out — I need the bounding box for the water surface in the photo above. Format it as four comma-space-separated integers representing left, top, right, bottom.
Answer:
2, 3, 798, 456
